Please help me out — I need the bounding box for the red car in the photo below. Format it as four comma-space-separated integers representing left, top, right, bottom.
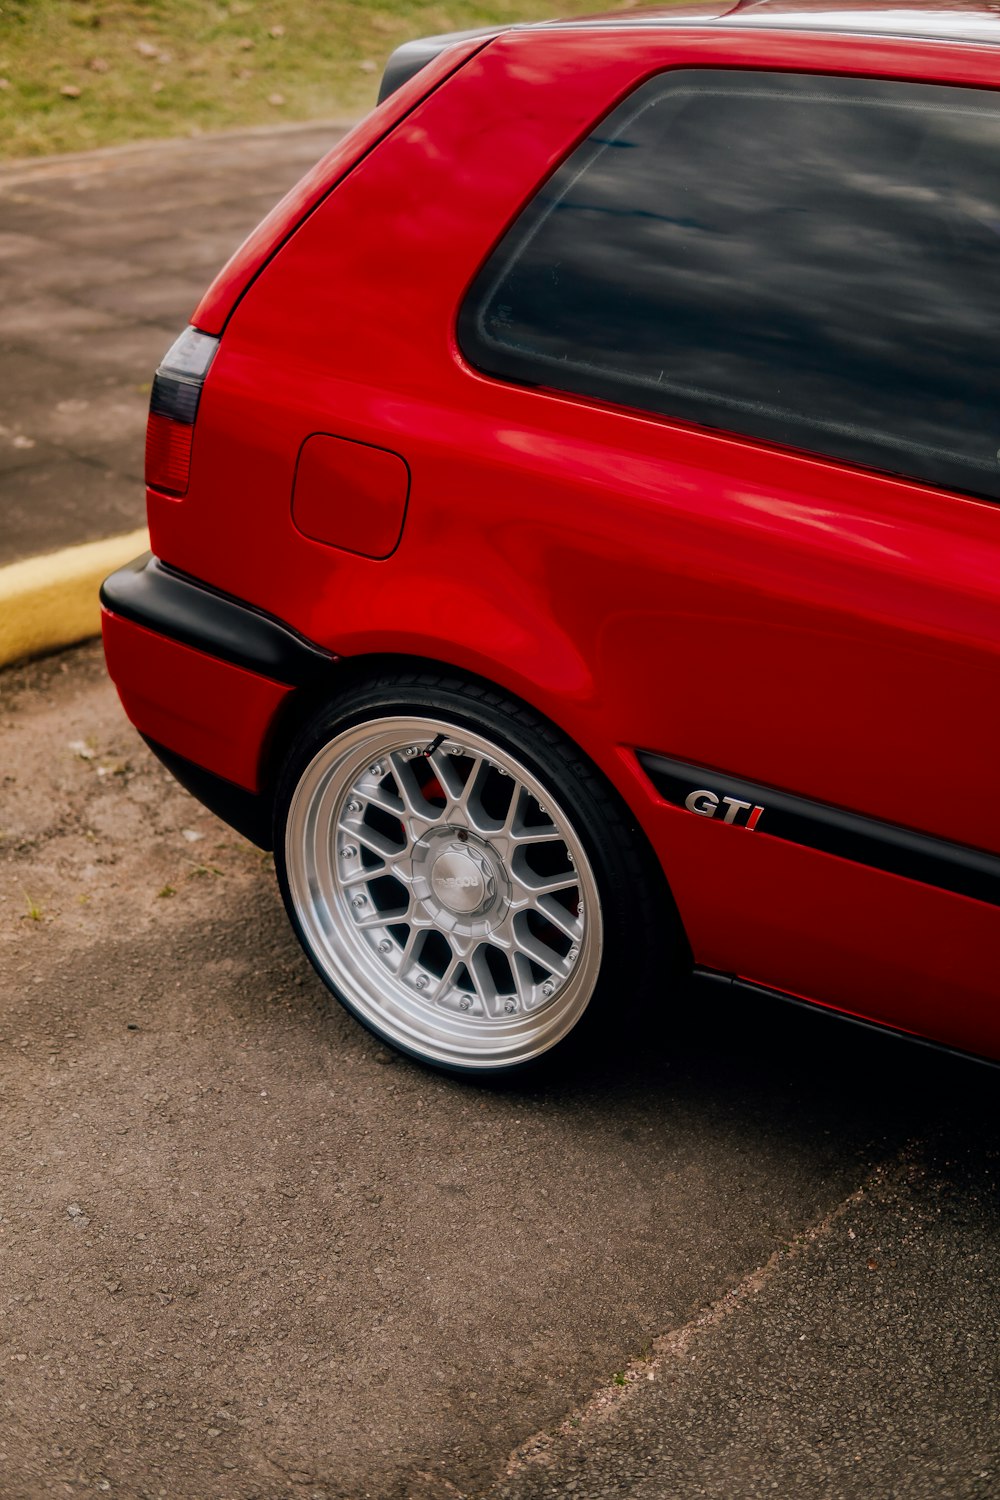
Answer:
103, 0, 1000, 1075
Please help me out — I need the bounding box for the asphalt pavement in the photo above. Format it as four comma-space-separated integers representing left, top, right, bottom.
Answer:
1, 121, 998, 1499
0, 122, 347, 567
1, 643, 997, 1498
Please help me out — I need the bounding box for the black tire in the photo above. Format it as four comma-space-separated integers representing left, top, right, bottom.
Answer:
273, 669, 679, 1078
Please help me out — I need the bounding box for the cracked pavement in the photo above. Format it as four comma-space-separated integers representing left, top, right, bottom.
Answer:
1, 644, 996, 1498
0, 123, 347, 567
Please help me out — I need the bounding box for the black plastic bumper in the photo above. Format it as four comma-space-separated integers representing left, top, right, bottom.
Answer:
102, 554, 339, 849
100, 553, 336, 688
141, 734, 275, 849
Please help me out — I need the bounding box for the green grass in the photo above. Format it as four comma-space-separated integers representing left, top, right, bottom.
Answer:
0, 0, 636, 159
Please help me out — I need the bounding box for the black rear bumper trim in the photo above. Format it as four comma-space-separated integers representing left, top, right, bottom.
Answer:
101, 553, 336, 688
141, 736, 272, 849
638, 751, 1000, 909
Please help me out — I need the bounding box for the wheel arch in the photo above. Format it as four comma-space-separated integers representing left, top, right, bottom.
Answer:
258, 649, 689, 968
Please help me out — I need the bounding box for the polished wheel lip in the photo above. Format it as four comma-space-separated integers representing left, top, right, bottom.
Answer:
284, 715, 603, 1069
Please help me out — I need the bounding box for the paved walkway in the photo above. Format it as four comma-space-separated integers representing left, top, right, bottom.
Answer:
2, 125, 999, 1500
0, 122, 348, 568
2, 645, 997, 1499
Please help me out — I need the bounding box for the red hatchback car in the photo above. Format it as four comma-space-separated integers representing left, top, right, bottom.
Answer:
103, 0, 1000, 1075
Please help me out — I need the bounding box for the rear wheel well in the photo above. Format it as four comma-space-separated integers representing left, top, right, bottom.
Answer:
259, 651, 688, 968
263, 653, 542, 798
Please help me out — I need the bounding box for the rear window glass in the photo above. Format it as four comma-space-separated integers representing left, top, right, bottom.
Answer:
458, 72, 1000, 502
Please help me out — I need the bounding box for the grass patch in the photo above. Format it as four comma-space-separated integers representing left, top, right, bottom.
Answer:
0, 0, 639, 159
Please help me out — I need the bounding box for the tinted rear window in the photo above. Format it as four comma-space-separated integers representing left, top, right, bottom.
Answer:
459, 72, 1000, 502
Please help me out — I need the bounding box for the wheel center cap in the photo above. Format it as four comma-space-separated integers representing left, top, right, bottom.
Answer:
430, 849, 490, 915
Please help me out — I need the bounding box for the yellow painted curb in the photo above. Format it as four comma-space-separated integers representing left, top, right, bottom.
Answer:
0, 529, 149, 669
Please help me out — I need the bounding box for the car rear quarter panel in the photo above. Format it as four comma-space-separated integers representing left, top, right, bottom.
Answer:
148, 26, 1000, 1056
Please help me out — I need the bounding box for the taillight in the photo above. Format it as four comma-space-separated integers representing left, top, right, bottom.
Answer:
145, 326, 219, 496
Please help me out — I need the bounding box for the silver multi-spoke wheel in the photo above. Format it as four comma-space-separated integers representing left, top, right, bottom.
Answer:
283, 716, 603, 1070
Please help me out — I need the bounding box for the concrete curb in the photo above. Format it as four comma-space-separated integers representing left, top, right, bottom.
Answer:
0, 529, 148, 669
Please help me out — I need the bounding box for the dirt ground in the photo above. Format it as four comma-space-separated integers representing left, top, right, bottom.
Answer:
1, 644, 997, 1499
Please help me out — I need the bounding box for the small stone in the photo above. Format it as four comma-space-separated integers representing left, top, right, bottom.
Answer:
357, 59, 377, 73
267, 92, 286, 107
135, 40, 159, 58
207, 1427, 221, 1438
104, 1281, 121, 1294
68, 740, 96, 760
269, 24, 285, 37
12, 434, 36, 449
88, 58, 110, 73
181, 829, 203, 843
59, 85, 81, 98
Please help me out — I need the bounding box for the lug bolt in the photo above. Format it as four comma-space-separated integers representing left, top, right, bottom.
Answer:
459, 996, 472, 1010
567, 854, 574, 867
352, 895, 366, 908
369, 763, 384, 777
457, 828, 469, 843
346, 800, 361, 813
341, 845, 357, 858
541, 981, 554, 998
568, 947, 579, 962
415, 974, 428, 990
504, 998, 517, 1014
378, 939, 392, 954
451, 747, 465, 757
404, 745, 419, 757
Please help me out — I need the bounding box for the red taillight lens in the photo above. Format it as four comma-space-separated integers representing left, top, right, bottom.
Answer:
145, 326, 218, 496
145, 412, 194, 494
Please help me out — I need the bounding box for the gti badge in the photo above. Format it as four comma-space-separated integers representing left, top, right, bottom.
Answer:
684, 788, 765, 830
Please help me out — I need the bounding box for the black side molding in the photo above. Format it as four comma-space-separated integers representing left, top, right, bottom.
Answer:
378, 27, 501, 103
142, 736, 272, 849
638, 751, 1000, 909
101, 553, 336, 689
